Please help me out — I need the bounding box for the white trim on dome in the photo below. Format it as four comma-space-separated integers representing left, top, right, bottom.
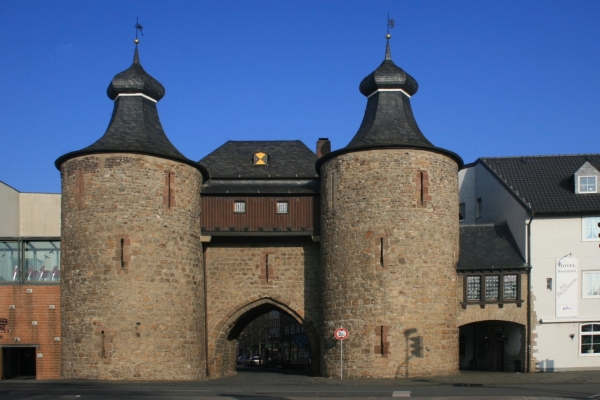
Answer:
367, 88, 411, 99
115, 93, 158, 103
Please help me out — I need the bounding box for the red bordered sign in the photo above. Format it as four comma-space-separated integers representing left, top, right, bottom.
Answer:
334, 327, 349, 341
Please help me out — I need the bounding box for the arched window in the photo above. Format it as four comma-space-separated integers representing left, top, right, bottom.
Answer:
580, 323, 600, 355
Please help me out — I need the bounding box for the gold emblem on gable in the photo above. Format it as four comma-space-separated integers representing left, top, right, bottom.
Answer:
254, 152, 268, 166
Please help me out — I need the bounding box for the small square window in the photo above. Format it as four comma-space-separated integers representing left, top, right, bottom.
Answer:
582, 271, 600, 298
234, 201, 246, 213
277, 201, 288, 214
579, 176, 597, 193
459, 203, 465, 221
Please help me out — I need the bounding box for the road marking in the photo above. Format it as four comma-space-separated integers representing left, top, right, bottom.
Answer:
588, 393, 600, 398
392, 391, 411, 397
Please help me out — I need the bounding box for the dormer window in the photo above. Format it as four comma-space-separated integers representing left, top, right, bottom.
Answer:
579, 176, 597, 193
574, 162, 600, 194
253, 152, 268, 166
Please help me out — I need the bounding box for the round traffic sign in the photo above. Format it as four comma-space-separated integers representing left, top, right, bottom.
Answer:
334, 327, 349, 340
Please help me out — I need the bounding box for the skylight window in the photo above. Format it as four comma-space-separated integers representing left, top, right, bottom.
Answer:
579, 176, 597, 193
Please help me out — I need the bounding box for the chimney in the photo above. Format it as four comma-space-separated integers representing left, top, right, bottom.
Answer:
316, 138, 331, 158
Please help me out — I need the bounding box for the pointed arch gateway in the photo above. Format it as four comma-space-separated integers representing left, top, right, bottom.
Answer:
207, 297, 320, 378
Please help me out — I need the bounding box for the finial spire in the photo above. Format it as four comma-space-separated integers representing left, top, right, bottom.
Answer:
385, 13, 395, 60
134, 17, 143, 45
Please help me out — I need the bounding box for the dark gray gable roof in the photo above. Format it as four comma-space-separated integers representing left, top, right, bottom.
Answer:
200, 141, 318, 179
457, 224, 526, 271
480, 154, 600, 214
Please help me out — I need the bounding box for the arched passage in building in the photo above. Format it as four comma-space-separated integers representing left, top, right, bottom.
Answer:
459, 320, 526, 372
208, 297, 320, 378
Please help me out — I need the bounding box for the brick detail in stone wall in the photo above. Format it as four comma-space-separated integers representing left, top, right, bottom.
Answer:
74, 168, 85, 210
259, 252, 275, 284
112, 235, 131, 274
413, 170, 432, 208
94, 327, 113, 362
163, 172, 176, 209
374, 325, 390, 356
325, 170, 339, 210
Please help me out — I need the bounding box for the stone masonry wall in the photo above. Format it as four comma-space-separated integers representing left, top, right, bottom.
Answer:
60, 154, 205, 380
204, 237, 320, 377
320, 149, 460, 378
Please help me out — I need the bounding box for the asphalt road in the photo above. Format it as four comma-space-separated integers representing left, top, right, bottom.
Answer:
1, 367, 599, 399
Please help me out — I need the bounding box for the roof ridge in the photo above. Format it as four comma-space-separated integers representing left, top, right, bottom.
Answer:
481, 153, 600, 160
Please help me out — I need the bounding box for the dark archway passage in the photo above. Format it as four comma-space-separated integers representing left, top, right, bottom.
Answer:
208, 298, 319, 378
459, 320, 525, 372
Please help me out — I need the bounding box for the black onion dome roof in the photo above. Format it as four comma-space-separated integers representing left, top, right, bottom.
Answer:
55, 47, 207, 178
359, 59, 418, 97
316, 42, 462, 171
107, 47, 165, 101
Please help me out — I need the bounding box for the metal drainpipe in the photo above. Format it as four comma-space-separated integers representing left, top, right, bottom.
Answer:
526, 211, 534, 373
203, 243, 210, 378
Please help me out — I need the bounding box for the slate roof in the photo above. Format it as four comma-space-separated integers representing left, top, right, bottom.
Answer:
56, 47, 207, 177
480, 154, 600, 214
200, 141, 319, 179
316, 42, 462, 170
457, 224, 526, 271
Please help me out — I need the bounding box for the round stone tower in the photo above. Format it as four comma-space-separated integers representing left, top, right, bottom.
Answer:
55, 45, 208, 380
317, 40, 463, 378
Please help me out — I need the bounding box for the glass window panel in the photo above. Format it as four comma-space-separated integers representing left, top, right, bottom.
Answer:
485, 276, 499, 300
466, 276, 481, 300
504, 275, 518, 299
579, 176, 597, 193
583, 271, 600, 297
24, 241, 60, 282
277, 201, 288, 214
581, 324, 600, 354
0, 241, 20, 283
582, 217, 600, 241
234, 201, 246, 213
459, 203, 465, 221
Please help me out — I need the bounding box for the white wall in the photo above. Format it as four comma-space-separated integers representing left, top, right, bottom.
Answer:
19, 193, 61, 237
458, 163, 529, 259
0, 182, 61, 238
531, 216, 600, 371
0, 181, 20, 237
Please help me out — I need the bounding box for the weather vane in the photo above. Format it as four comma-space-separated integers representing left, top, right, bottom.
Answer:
134, 17, 144, 45
386, 12, 395, 39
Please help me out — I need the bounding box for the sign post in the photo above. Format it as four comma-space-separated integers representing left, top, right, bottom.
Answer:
334, 327, 349, 379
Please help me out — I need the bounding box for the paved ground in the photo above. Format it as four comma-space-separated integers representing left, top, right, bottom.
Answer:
1, 367, 600, 399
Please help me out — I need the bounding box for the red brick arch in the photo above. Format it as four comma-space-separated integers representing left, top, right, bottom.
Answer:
207, 296, 319, 377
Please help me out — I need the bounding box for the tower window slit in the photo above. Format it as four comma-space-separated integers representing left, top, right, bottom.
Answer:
380, 238, 384, 268
120, 239, 125, 270
265, 254, 269, 282
420, 172, 424, 204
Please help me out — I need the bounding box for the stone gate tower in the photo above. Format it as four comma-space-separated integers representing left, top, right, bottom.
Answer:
317, 40, 463, 377
55, 45, 208, 380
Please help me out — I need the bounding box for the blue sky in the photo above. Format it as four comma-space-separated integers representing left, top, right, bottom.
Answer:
1, 1, 599, 193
